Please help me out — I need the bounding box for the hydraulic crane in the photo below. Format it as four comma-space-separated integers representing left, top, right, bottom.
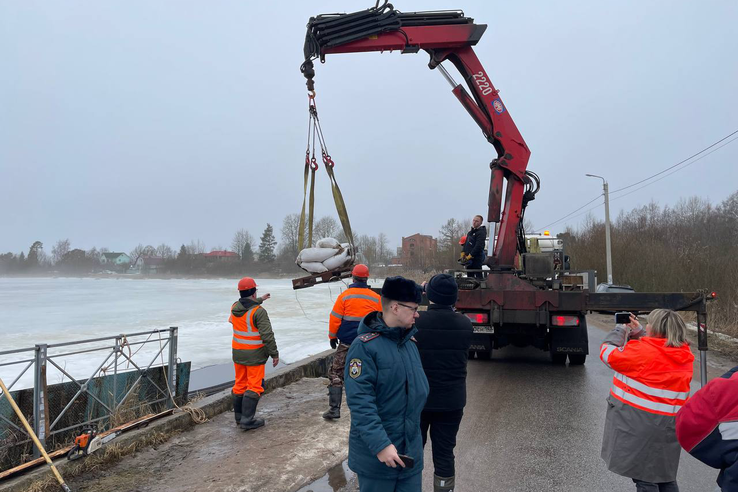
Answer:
300, 2, 713, 375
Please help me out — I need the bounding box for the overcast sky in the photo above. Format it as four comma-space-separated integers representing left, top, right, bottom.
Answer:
1, 1, 736, 256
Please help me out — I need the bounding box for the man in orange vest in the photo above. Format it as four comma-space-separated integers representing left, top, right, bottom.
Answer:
230, 277, 279, 431
323, 264, 381, 420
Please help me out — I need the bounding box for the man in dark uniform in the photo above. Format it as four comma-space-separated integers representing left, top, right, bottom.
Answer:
345, 276, 429, 492
465, 215, 487, 278
415, 274, 473, 492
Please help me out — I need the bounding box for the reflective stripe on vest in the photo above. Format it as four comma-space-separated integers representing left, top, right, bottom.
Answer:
609, 371, 689, 416
232, 305, 264, 350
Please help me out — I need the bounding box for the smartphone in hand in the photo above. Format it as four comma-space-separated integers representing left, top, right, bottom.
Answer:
397, 454, 415, 468
615, 312, 631, 325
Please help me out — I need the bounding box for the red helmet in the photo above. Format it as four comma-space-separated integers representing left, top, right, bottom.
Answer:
237, 277, 257, 291
459, 235, 467, 245
352, 264, 369, 278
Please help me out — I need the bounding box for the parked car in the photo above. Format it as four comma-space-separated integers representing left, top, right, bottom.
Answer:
595, 283, 635, 294
594, 283, 637, 314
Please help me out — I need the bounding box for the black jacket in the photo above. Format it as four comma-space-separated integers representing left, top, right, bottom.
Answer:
467, 225, 487, 262
414, 304, 473, 411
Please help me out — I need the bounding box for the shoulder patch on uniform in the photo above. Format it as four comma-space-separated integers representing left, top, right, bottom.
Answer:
348, 358, 362, 378
358, 332, 380, 342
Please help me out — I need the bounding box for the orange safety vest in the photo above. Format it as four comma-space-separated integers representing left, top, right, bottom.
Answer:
230, 304, 264, 351
600, 337, 693, 416
329, 287, 381, 341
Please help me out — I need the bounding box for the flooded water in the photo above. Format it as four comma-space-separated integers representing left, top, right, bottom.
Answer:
0, 276, 366, 389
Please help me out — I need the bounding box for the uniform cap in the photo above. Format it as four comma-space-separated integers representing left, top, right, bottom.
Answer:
381, 276, 422, 304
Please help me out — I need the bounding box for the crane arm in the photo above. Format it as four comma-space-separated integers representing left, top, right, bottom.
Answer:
302, 4, 534, 269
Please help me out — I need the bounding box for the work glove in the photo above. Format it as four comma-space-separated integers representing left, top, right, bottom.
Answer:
330, 338, 338, 350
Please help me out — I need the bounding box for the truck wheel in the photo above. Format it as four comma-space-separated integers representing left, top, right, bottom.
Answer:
550, 353, 567, 365
477, 350, 492, 360
568, 354, 586, 365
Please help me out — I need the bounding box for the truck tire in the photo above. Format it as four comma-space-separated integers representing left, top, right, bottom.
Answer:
476, 350, 492, 360
550, 353, 567, 365
568, 354, 586, 365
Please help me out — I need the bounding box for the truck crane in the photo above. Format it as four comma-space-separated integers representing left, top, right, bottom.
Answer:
300, 2, 714, 376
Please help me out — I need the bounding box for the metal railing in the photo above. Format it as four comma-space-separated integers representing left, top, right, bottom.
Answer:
0, 327, 178, 459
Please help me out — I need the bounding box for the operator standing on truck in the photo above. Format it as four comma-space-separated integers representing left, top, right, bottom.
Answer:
464, 215, 487, 277
415, 274, 473, 492
345, 276, 429, 492
323, 264, 381, 420
230, 277, 279, 431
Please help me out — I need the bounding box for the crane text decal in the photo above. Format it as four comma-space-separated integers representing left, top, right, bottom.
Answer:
472, 71, 494, 96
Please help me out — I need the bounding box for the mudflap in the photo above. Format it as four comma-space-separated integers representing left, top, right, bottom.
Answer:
549, 317, 589, 357
469, 333, 493, 359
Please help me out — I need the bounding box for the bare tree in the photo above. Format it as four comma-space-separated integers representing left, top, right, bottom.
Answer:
231, 229, 255, 259
280, 213, 307, 258
377, 232, 390, 264
186, 240, 206, 255
51, 239, 71, 265
130, 244, 156, 265
313, 216, 339, 242
156, 243, 175, 259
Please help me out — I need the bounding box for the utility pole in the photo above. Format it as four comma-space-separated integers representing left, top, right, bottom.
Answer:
586, 174, 613, 284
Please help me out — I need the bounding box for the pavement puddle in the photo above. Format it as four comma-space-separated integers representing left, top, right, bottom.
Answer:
296, 459, 356, 492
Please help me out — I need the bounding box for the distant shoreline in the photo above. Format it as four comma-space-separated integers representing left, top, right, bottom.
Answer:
0, 272, 298, 280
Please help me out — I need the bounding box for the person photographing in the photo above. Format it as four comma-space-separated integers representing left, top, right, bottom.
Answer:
599, 310, 694, 491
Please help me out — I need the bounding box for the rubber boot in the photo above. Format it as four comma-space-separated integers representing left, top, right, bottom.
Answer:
232, 393, 244, 426
322, 386, 342, 420
434, 475, 455, 492
239, 391, 265, 431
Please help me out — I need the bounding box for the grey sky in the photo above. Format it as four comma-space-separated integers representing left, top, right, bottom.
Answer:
1, 1, 736, 256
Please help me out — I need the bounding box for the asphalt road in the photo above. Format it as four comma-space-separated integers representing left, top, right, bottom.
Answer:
420, 315, 727, 492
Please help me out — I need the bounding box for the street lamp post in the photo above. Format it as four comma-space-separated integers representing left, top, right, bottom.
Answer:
586, 174, 613, 284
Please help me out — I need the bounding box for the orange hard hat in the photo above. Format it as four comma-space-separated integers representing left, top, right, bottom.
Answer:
459, 235, 467, 245
237, 277, 257, 291
352, 264, 369, 278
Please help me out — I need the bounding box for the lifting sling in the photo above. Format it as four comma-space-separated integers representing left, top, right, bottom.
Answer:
298, 93, 355, 259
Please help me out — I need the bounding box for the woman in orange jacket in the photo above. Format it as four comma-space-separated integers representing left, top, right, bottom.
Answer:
599, 309, 694, 492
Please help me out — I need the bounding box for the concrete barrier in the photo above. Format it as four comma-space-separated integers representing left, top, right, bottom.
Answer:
0, 350, 335, 492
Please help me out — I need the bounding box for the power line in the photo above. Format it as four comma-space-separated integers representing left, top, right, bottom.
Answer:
609, 129, 738, 195
536, 128, 738, 230
538, 193, 603, 230
609, 134, 738, 204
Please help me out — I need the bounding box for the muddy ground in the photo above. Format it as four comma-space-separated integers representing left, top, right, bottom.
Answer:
64, 378, 350, 492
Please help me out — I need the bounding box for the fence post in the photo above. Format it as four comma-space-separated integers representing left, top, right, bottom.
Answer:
33, 344, 47, 458
113, 335, 121, 410
167, 327, 178, 408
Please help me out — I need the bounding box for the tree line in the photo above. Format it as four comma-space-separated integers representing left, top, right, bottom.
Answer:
562, 191, 738, 337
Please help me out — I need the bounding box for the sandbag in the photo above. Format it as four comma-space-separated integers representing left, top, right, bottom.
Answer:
299, 262, 328, 273
316, 237, 340, 249
297, 247, 340, 264
322, 247, 352, 270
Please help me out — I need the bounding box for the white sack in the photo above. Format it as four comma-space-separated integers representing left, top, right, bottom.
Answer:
322, 248, 352, 270
299, 261, 328, 273
297, 247, 341, 264
316, 237, 340, 249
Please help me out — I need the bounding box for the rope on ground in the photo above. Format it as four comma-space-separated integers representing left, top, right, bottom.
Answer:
157, 333, 210, 425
